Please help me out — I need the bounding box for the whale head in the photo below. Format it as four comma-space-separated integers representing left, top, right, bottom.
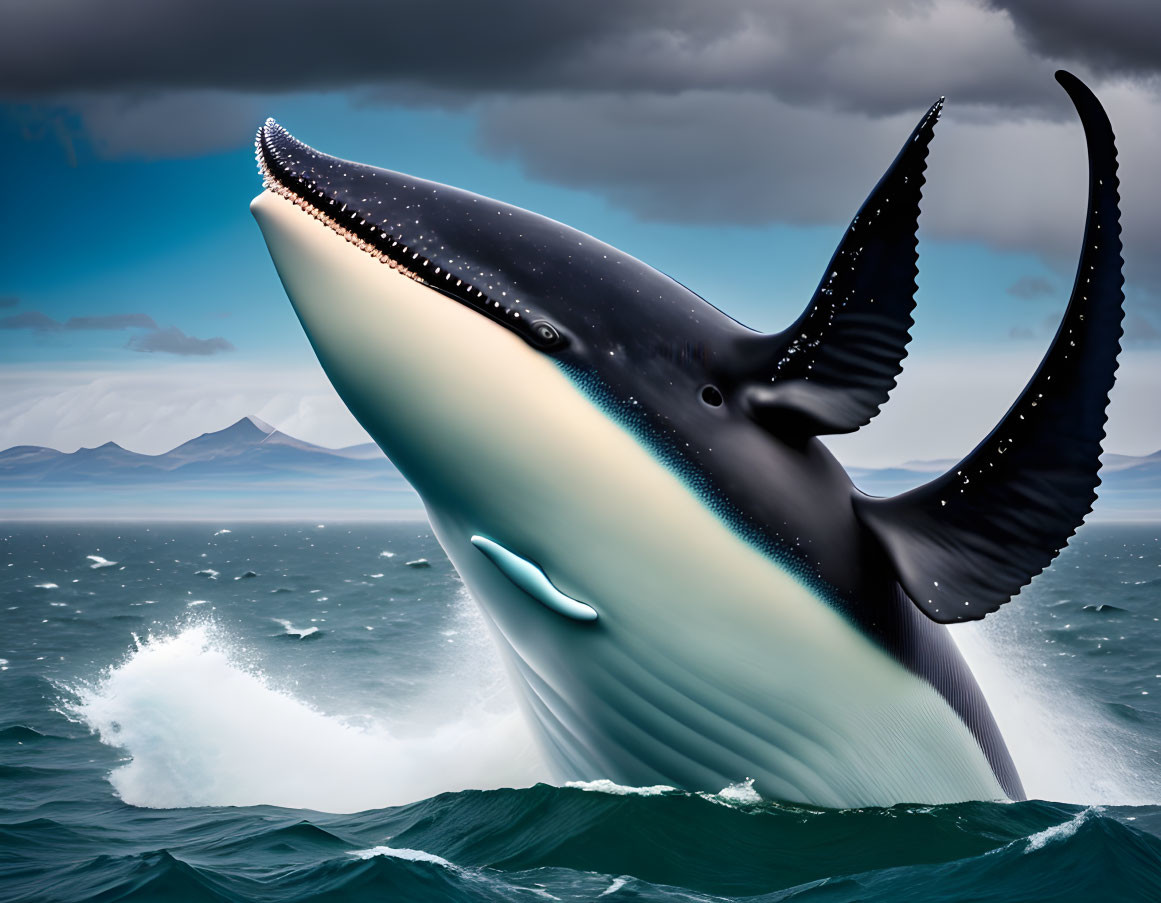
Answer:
251, 120, 766, 524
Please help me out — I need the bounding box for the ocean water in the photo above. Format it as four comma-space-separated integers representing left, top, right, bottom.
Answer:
2, 522, 1161, 901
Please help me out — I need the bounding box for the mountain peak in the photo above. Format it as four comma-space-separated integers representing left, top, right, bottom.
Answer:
209, 417, 271, 441
77, 440, 126, 453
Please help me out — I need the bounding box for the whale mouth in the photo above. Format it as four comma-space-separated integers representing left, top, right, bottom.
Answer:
255, 119, 436, 285
254, 118, 565, 351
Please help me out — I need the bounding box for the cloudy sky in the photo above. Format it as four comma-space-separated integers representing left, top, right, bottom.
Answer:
1, 0, 1158, 467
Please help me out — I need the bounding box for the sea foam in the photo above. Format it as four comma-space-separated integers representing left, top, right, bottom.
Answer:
64, 623, 547, 812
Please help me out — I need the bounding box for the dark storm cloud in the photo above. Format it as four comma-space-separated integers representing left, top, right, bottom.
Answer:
127, 327, 234, 356
992, 0, 1161, 78
476, 91, 924, 226
0, 0, 1063, 114
1006, 275, 1055, 299
1, 0, 1158, 298
74, 92, 264, 160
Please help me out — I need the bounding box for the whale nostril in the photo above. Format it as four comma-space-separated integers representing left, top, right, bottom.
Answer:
701, 385, 724, 407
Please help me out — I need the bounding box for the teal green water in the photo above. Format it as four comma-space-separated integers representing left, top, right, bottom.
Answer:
2, 523, 1161, 901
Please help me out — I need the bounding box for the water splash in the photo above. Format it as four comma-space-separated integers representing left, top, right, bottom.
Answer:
954, 617, 1160, 806
63, 623, 547, 812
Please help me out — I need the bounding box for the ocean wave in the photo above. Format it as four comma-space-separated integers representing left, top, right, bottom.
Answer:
0, 724, 55, 742
14, 792, 1155, 903
1024, 806, 1099, 851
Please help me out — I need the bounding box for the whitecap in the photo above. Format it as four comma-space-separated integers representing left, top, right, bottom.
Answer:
405, 559, 431, 569
349, 846, 454, 867
186, 600, 209, 607
564, 779, 675, 797
379, 551, 395, 558
1025, 807, 1099, 852
86, 556, 117, 569
599, 877, 629, 897
35, 583, 59, 590
195, 569, 220, 579
213, 529, 232, 536
272, 618, 320, 639
715, 778, 762, 805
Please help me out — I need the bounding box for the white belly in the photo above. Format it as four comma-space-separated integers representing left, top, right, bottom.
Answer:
428, 498, 1005, 808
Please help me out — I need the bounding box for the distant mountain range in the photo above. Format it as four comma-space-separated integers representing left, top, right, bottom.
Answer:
0, 417, 420, 519
2, 416, 1158, 520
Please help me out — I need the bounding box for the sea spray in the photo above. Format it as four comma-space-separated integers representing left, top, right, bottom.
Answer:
953, 612, 1160, 806
62, 622, 547, 812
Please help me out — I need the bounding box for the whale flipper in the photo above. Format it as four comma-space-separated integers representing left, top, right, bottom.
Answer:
740, 98, 943, 437
855, 71, 1124, 624
470, 535, 599, 622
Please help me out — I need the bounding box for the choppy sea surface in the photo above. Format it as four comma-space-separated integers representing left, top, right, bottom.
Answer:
2, 521, 1161, 902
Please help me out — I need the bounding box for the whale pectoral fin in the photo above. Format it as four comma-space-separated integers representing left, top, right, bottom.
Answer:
470, 535, 598, 622
734, 97, 942, 437
855, 72, 1123, 624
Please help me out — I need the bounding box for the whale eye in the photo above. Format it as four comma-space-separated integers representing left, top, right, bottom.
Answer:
701, 385, 724, 407
530, 320, 562, 348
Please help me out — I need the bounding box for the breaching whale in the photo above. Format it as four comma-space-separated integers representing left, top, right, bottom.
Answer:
251, 71, 1123, 807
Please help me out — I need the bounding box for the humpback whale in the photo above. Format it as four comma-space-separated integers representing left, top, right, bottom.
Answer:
251, 71, 1123, 807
